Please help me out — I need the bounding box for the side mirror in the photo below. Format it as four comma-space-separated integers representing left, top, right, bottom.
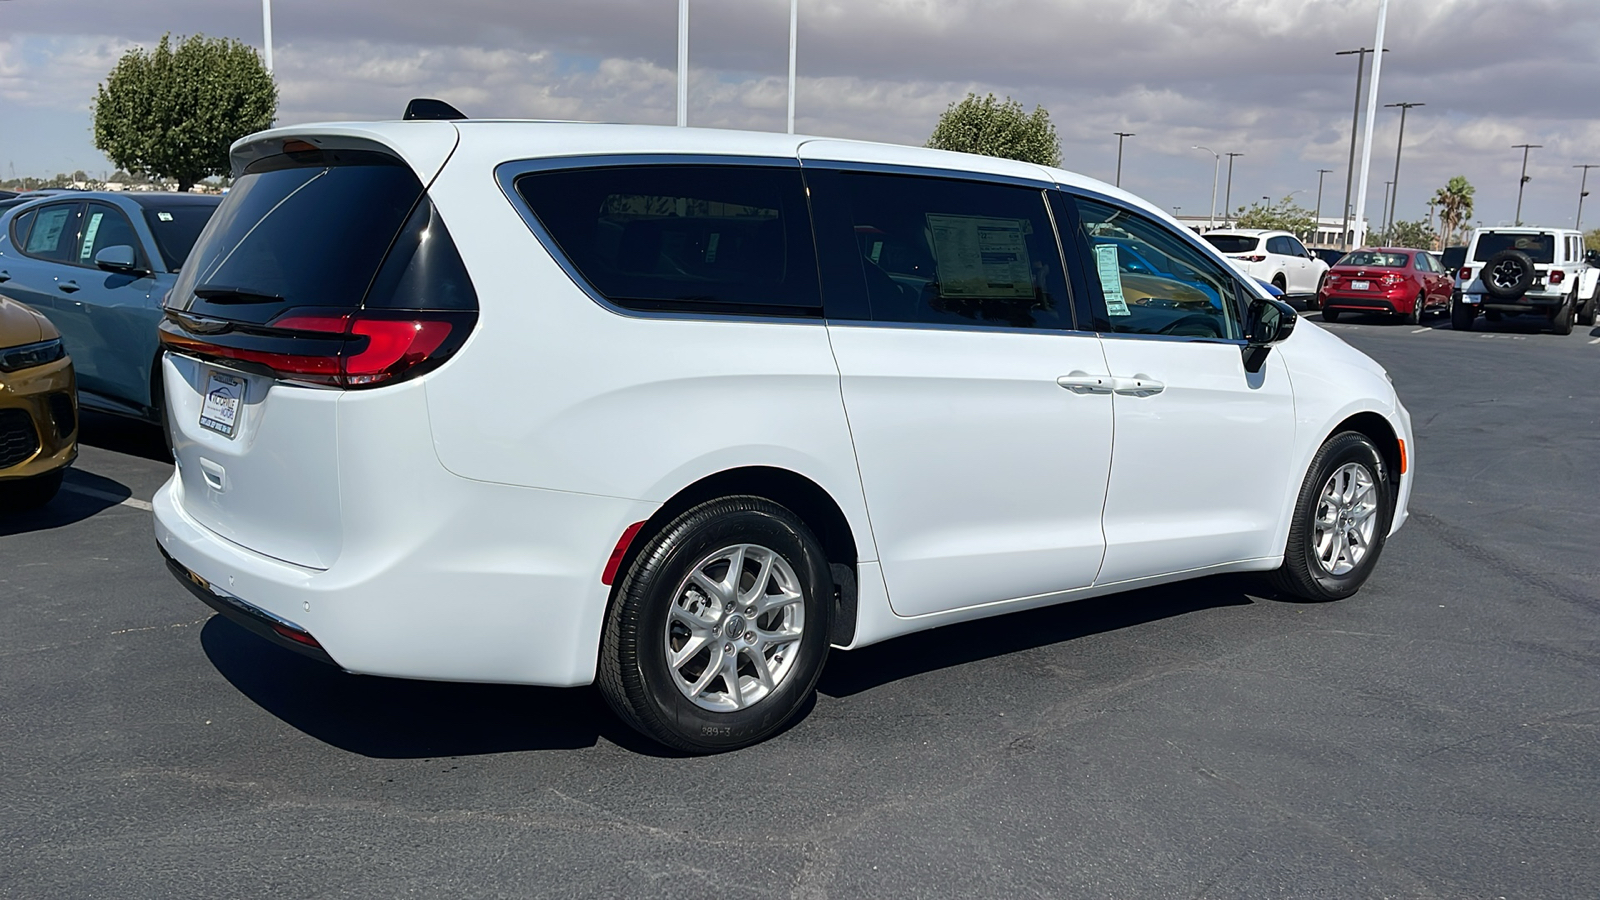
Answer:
94, 244, 142, 274
1242, 296, 1296, 373
1586, 249, 1600, 267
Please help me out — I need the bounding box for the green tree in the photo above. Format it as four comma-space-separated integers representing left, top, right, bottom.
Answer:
1371, 218, 1437, 250
93, 33, 277, 192
926, 93, 1060, 167
1430, 176, 1474, 249
1232, 195, 1315, 238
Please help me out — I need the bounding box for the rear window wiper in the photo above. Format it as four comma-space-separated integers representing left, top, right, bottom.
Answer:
193, 284, 284, 304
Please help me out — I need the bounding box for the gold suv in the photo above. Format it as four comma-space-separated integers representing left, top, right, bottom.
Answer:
0, 294, 77, 510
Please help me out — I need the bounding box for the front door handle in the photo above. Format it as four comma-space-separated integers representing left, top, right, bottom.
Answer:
1057, 372, 1112, 394
1111, 375, 1165, 397
57, 280, 80, 294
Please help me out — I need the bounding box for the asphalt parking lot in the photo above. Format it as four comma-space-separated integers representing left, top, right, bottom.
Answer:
3, 315, 1597, 899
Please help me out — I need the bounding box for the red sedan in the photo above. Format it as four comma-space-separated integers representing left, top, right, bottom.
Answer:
1318, 247, 1454, 324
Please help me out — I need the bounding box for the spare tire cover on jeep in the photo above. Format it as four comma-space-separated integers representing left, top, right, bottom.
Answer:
1483, 249, 1535, 299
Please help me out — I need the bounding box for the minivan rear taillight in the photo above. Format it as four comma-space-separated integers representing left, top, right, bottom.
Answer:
158, 309, 474, 388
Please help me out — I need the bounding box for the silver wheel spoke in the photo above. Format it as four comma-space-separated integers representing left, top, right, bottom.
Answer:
741, 550, 776, 606
669, 632, 710, 669
750, 645, 779, 692
721, 648, 744, 707
688, 644, 724, 697
689, 570, 731, 607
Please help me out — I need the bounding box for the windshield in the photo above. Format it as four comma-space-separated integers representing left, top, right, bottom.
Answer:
1338, 251, 1409, 268
1474, 232, 1554, 263
141, 206, 218, 272
1201, 234, 1259, 254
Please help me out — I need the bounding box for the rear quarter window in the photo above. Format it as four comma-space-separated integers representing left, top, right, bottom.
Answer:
514, 164, 821, 317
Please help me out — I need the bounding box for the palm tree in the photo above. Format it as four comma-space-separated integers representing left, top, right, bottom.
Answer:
1432, 176, 1475, 248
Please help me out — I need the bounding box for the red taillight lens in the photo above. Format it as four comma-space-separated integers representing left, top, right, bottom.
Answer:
1550, 269, 1565, 284
160, 310, 468, 389
1458, 267, 1472, 280
1245, 254, 1267, 262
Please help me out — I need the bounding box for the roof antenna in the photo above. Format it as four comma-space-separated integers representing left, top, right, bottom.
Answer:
403, 98, 467, 121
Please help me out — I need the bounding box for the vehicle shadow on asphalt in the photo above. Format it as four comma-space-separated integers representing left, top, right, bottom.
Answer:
0, 468, 137, 535
818, 576, 1257, 698
78, 410, 169, 462
200, 616, 672, 758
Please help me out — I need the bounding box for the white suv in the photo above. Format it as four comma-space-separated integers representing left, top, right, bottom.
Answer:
153, 116, 1413, 752
1202, 229, 1330, 302
1452, 226, 1599, 333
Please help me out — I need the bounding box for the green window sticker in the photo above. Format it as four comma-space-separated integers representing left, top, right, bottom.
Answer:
1094, 244, 1130, 316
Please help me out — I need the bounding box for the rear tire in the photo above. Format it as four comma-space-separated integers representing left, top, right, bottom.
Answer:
1550, 294, 1575, 335
1450, 299, 1476, 331
1269, 432, 1393, 602
598, 496, 832, 753
1, 469, 64, 512
1401, 292, 1422, 325
1321, 308, 1341, 323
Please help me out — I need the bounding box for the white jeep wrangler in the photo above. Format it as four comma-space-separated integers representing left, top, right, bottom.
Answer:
1452, 227, 1599, 334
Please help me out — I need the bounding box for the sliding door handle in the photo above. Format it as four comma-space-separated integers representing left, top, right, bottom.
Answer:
1111, 375, 1164, 397
1057, 372, 1113, 394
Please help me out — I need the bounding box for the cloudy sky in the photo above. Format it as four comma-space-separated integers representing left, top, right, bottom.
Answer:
3, 0, 1599, 232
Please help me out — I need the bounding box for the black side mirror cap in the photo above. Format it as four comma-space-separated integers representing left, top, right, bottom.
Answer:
1242, 296, 1297, 373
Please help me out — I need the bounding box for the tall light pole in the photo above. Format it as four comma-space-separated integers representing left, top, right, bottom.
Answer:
1513, 143, 1540, 226
1384, 101, 1422, 233
1193, 146, 1220, 230
1314, 168, 1334, 246
1573, 164, 1596, 231
1352, 0, 1391, 254
1224, 152, 1243, 226
1113, 132, 1135, 187
1380, 181, 1393, 236
677, 0, 689, 127
262, 0, 274, 73
786, 0, 797, 134
1336, 46, 1386, 249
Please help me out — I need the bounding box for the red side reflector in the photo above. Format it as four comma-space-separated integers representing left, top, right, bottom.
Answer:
270, 622, 324, 649
602, 521, 647, 586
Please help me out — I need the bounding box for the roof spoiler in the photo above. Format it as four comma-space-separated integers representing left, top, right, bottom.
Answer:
403, 98, 467, 121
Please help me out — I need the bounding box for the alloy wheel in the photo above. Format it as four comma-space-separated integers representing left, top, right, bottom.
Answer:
1313, 462, 1379, 576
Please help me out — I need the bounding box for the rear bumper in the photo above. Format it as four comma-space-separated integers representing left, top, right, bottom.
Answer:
1461, 290, 1567, 310
159, 543, 338, 666
1319, 290, 1404, 314
153, 469, 654, 687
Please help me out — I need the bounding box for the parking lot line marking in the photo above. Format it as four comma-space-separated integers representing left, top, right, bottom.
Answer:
1589, 337, 1600, 344
60, 483, 154, 511
1411, 328, 1431, 334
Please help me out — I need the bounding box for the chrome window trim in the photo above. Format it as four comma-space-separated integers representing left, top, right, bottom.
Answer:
494, 154, 825, 327
796, 158, 1054, 191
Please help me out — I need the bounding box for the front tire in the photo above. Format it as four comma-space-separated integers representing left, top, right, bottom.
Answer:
1269, 432, 1393, 602
598, 496, 832, 753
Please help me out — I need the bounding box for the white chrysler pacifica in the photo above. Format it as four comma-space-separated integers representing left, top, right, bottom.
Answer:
153, 116, 1413, 752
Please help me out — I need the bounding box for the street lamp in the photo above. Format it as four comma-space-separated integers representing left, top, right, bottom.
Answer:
1574, 164, 1597, 231
1380, 181, 1393, 236
1383, 102, 1423, 232
1224, 152, 1244, 226
1113, 132, 1135, 187
1314, 168, 1334, 247
1513, 143, 1540, 226
1193, 146, 1220, 230
1336, 47, 1387, 249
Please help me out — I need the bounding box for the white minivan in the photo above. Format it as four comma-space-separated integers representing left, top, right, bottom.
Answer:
153, 116, 1413, 752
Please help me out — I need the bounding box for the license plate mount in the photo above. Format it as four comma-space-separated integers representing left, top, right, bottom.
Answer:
199, 371, 245, 439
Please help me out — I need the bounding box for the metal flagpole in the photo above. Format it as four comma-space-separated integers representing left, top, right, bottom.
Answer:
677, 0, 689, 127
1353, 0, 1390, 251
262, 0, 274, 73
786, 0, 797, 134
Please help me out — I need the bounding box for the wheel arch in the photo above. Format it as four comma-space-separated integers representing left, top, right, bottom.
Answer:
609, 465, 864, 646
1329, 410, 1402, 495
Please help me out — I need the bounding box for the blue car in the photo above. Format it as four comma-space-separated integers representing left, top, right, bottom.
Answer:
0, 191, 220, 426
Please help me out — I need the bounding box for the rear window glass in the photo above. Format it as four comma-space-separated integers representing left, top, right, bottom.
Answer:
169, 150, 424, 322
142, 205, 218, 272
1202, 234, 1259, 254
1474, 232, 1554, 263
515, 164, 820, 316
8, 208, 37, 248
1339, 251, 1408, 268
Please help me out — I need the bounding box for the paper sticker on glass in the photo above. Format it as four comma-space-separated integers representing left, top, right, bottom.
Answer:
925, 215, 1034, 299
